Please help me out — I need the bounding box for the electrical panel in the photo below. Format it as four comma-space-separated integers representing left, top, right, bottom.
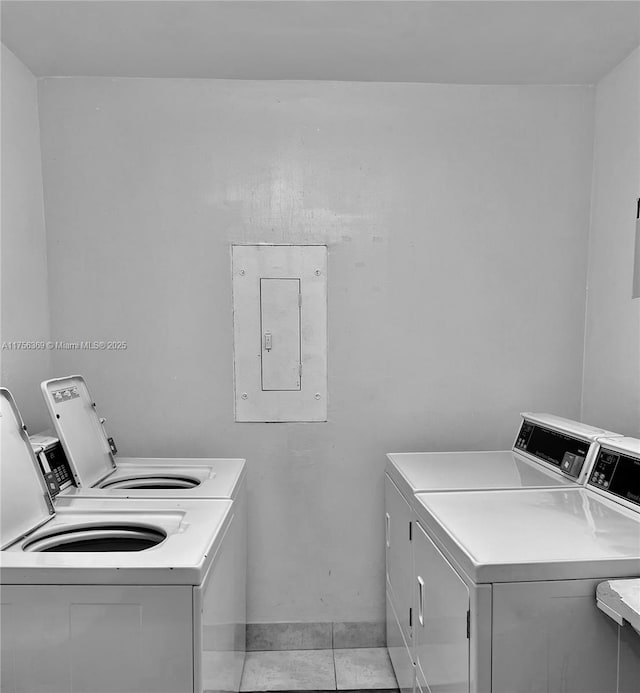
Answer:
232, 245, 327, 422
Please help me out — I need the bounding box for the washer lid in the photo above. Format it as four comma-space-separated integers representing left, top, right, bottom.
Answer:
41, 375, 116, 488
1, 389, 55, 549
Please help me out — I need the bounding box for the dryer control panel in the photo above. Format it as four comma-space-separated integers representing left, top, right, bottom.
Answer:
29, 433, 75, 498
514, 421, 588, 478
588, 448, 640, 508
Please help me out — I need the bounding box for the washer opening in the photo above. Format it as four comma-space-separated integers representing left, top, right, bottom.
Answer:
100, 475, 199, 489
23, 524, 167, 552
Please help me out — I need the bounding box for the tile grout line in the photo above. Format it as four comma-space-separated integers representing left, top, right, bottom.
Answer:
332, 645, 338, 691
331, 623, 337, 691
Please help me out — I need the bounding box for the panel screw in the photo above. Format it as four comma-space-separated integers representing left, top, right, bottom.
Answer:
241, 393, 248, 400
315, 393, 321, 400
315, 269, 321, 276
240, 269, 246, 276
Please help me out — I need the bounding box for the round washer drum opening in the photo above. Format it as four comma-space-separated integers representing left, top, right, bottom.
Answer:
100, 475, 200, 490
23, 525, 167, 552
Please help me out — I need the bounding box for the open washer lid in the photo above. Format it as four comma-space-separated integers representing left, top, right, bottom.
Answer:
1, 388, 54, 549
41, 375, 117, 488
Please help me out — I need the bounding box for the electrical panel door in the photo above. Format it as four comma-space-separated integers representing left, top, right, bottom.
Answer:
260, 278, 301, 391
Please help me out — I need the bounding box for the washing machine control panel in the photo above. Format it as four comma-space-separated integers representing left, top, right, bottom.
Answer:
514, 421, 588, 478
588, 449, 640, 507
30, 435, 75, 498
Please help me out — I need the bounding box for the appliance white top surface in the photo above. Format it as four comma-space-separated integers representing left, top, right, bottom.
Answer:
62, 457, 245, 499
387, 450, 574, 496
0, 498, 232, 585
415, 488, 640, 584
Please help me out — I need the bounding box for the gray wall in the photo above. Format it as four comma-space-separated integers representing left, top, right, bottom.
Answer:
582, 48, 640, 436
36, 77, 595, 622
1, 45, 51, 431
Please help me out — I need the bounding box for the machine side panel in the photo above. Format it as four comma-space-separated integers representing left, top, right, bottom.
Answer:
469, 583, 492, 693
492, 579, 620, 693
1, 584, 193, 693
415, 666, 428, 693
619, 621, 640, 693
195, 498, 245, 693
387, 589, 415, 693
385, 473, 413, 648
234, 479, 248, 661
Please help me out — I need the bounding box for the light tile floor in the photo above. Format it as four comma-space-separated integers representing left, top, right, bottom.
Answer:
334, 649, 398, 690
240, 648, 398, 692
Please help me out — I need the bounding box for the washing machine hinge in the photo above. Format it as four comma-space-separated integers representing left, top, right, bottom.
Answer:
466, 609, 470, 639
44, 493, 55, 515
409, 521, 412, 541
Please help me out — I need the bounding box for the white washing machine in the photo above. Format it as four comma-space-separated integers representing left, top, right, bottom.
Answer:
37, 374, 248, 688
385, 413, 620, 693
0, 388, 240, 693
412, 436, 640, 693
40, 375, 245, 501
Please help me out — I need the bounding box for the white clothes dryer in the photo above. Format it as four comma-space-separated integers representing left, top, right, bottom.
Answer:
0, 388, 240, 693
412, 436, 640, 693
385, 413, 620, 693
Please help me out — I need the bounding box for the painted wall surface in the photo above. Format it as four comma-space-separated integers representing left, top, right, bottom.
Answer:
582, 48, 640, 436
1, 44, 51, 431
38, 78, 594, 622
